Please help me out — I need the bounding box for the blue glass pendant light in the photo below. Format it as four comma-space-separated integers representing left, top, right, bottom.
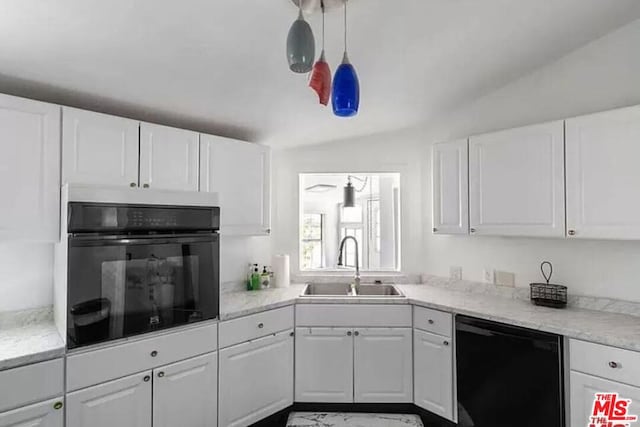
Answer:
332, 0, 359, 117
287, 2, 315, 73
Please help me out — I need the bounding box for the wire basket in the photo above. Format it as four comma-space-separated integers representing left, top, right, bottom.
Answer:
530, 261, 567, 308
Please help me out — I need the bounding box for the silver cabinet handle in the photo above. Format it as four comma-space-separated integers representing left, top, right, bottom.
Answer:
443, 340, 449, 346
354, 331, 360, 336
258, 323, 264, 329
129, 182, 137, 188
143, 375, 151, 382
53, 401, 63, 410
143, 183, 150, 188
568, 229, 576, 236
289, 331, 294, 337
158, 372, 165, 378
433, 227, 438, 233
470, 228, 476, 233
609, 361, 620, 369
347, 331, 352, 336
428, 319, 434, 324
150, 351, 158, 357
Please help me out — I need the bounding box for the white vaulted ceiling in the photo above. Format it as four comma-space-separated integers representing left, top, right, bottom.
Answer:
0, 1, 638, 147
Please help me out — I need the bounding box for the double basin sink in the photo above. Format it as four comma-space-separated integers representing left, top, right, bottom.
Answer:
300, 282, 404, 298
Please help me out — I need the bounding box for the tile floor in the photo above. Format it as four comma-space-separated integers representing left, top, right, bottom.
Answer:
286, 412, 424, 427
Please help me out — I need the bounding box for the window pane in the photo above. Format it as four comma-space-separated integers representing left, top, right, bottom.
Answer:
301, 241, 323, 269
302, 214, 322, 240
341, 205, 362, 223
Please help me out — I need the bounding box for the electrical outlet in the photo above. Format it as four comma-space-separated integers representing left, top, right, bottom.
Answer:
483, 268, 494, 284
495, 271, 515, 287
450, 266, 462, 281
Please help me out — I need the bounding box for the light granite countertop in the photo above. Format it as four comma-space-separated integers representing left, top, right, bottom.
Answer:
0, 307, 65, 371
220, 283, 640, 353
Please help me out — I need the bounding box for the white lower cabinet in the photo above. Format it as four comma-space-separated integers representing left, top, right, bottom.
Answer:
413, 329, 454, 421
153, 353, 218, 427
354, 328, 413, 403
295, 328, 354, 403
219, 330, 294, 427
570, 371, 640, 427
66, 371, 152, 427
0, 399, 63, 427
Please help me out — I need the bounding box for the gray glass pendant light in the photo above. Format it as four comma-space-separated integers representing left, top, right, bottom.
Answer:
343, 178, 356, 207
287, 2, 315, 73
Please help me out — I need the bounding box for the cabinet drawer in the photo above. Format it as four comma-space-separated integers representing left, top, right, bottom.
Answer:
570, 339, 640, 387
413, 306, 452, 337
0, 358, 64, 412
219, 306, 294, 349
295, 304, 412, 327
67, 322, 217, 391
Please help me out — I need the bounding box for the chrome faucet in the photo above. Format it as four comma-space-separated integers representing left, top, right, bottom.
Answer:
337, 236, 360, 291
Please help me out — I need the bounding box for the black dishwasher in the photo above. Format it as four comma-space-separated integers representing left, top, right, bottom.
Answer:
456, 315, 565, 427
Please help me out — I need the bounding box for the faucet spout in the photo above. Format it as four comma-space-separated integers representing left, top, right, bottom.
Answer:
337, 235, 360, 289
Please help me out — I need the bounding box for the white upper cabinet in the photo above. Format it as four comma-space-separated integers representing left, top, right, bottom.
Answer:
62, 107, 139, 188
566, 106, 640, 240
219, 331, 293, 427
139, 123, 200, 192
0, 94, 60, 242
469, 121, 565, 237
200, 134, 270, 235
353, 328, 413, 403
413, 329, 454, 421
153, 352, 217, 427
66, 371, 152, 427
432, 139, 469, 235
295, 327, 354, 403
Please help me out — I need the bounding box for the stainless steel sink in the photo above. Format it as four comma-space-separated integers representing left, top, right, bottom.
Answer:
300, 283, 404, 298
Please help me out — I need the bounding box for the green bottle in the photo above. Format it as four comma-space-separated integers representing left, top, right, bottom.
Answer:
251, 267, 261, 291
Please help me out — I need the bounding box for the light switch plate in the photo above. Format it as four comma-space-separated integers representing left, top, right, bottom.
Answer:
450, 266, 462, 281
495, 270, 515, 287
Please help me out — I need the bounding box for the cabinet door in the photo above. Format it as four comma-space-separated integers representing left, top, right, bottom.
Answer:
295, 328, 353, 403
200, 134, 270, 235
66, 371, 152, 427
353, 328, 413, 403
153, 352, 217, 427
566, 106, 640, 240
469, 121, 565, 237
62, 107, 139, 188
432, 139, 469, 235
139, 123, 199, 191
570, 371, 640, 427
0, 399, 63, 427
413, 329, 454, 421
219, 331, 293, 427
0, 94, 60, 242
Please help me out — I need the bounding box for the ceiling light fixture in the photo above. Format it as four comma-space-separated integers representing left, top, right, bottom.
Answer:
343, 175, 367, 207
332, 0, 359, 117
287, 1, 315, 73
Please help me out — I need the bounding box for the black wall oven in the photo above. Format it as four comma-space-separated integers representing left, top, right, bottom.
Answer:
66, 202, 220, 349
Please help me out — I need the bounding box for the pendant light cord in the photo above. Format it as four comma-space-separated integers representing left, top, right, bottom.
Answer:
321, 0, 325, 50
344, 0, 348, 52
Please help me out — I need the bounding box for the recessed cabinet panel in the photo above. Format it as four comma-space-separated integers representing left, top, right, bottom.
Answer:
570, 371, 640, 427
62, 107, 139, 188
0, 94, 60, 241
219, 331, 293, 427
200, 135, 270, 235
432, 139, 469, 235
0, 399, 63, 427
140, 123, 199, 192
153, 352, 217, 427
566, 106, 640, 239
354, 328, 413, 403
66, 372, 152, 427
295, 327, 354, 403
413, 329, 454, 421
469, 121, 565, 237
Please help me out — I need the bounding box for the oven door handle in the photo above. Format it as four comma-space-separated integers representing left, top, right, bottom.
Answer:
69, 233, 218, 247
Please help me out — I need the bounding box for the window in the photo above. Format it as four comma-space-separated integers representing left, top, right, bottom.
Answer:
299, 173, 401, 271
301, 213, 324, 269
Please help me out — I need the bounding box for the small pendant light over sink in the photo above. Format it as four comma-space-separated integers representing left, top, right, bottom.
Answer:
287, 1, 315, 73
332, 0, 359, 117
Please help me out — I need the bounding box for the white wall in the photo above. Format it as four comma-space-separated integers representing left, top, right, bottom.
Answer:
0, 243, 54, 312
273, 18, 640, 302
220, 236, 271, 291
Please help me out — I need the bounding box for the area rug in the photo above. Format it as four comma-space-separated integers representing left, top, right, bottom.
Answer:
286, 412, 424, 427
